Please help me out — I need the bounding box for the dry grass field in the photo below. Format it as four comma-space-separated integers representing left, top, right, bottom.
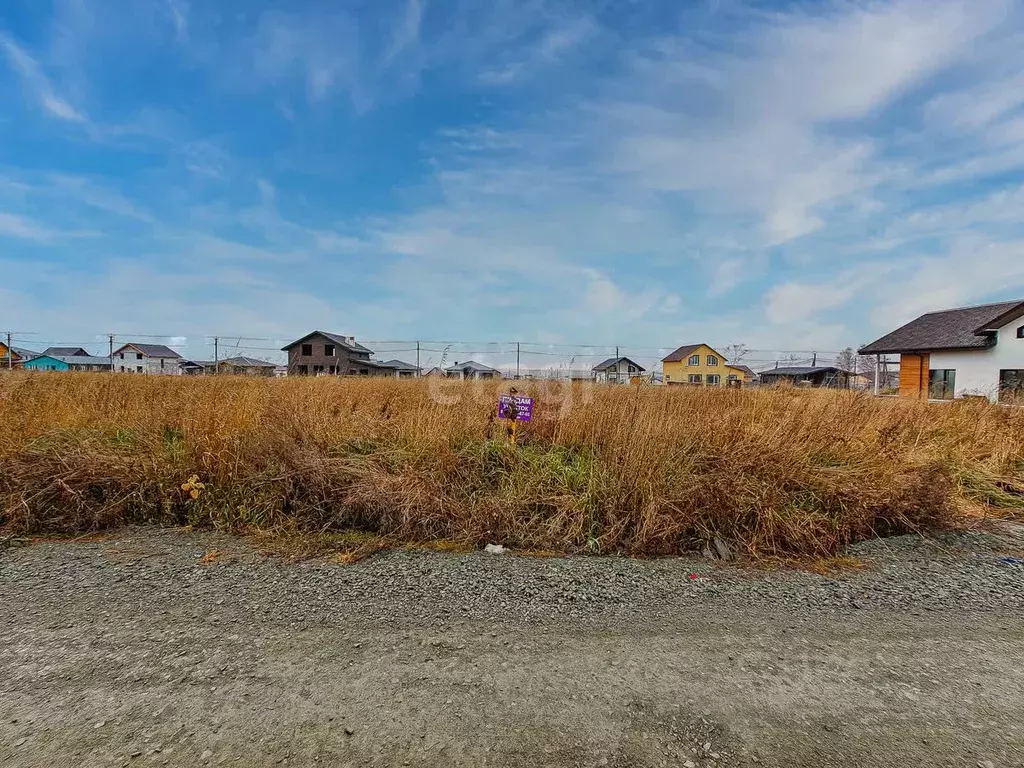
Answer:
1, 373, 1022, 558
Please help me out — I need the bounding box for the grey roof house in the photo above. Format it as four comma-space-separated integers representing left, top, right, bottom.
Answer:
758, 366, 852, 389
112, 343, 182, 375
43, 347, 90, 357
592, 356, 645, 384
445, 361, 501, 380
860, 299, 1024, 402
218, 356, 278, 376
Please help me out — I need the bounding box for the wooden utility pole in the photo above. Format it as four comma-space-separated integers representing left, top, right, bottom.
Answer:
416, 341, 420, 376
214, 336, 219, 374
5, 331, 12, 370
108, 334, 114, 372
516, 342, 520, 379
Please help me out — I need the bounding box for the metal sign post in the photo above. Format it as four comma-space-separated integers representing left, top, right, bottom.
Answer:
497, 388, 534, 445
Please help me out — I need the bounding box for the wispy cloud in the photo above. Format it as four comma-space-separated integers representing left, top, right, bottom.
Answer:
0, 31, 87, 123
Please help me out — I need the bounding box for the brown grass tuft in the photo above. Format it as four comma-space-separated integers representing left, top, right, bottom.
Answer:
1, 373, 1022, 558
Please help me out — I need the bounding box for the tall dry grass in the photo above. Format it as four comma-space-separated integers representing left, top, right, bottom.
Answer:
1, 373, 1022, 557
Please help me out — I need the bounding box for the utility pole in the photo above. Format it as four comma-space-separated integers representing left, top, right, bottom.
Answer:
812, 351, 817, 366
5, 331, 12, 370
214, 336, 219, 374
108, 334, 114, 372
416, 341, 421, 376
516, 342, 520, 380
874, 354, 881, 396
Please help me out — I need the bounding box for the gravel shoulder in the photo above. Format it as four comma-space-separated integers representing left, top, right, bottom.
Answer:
2, 525, 1024, 768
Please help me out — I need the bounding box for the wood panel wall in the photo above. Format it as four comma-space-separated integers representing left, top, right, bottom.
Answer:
899, 353, 929, 399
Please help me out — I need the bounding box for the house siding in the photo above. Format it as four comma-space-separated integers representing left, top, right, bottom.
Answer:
899, 353, 929, 399
595, 360, 641, 383
897, 317, 1024, 402
663, 345, 734, 386
23, 357, 71, 372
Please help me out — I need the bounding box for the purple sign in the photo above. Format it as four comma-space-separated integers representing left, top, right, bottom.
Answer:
498, 394, 534, 422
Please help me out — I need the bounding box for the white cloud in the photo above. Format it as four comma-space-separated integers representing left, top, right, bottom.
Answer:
0, 212, 61, 241
597, 0, 1013, 244
0, 31, 87, 123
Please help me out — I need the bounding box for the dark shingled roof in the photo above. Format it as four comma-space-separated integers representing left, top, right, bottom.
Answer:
115, 343, 182, 358
592, 356, 646, 372
43, 347, 90, 357
727, 364, 757, 377
219, 356, 277, 368
280, 331, 373, 355
859, 300, 1024, 355
760, 366, 844, 378
662, 344, 706, 362
378, 359, 419, 371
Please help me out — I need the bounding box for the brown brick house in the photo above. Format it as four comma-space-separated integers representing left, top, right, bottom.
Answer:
281, 331, 385, 376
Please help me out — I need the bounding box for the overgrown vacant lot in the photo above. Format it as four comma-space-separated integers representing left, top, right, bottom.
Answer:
1, 374, 1022, 557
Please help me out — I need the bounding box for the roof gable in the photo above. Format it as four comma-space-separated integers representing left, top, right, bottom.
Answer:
219, 356, 277, 367
662, 343, 725, 363
860, 300, 1024, 355
113, 343, 181, 358
44, 347, 89, 357
280, 331, 374, 355
592, 356, 646, 372
445, 360, 499, 373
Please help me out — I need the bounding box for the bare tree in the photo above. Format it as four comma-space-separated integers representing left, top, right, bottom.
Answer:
723, 343, 748, 363
834, 347, 858, 373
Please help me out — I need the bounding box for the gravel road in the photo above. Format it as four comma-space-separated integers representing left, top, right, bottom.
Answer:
2, 525, 1024, 768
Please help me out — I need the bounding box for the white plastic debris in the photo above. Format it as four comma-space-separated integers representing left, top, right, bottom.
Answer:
484, 544, 506, 554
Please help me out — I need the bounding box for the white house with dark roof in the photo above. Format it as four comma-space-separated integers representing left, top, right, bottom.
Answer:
445, 361, 501, 380
592, 356, 645, 384
112, 343, 182, 374
860, 299, 1024, 402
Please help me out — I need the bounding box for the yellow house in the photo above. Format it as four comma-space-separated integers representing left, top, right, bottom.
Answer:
662, 344, 755, 387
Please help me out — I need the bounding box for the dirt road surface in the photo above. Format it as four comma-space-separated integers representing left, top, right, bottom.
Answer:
2, 526, 1024, 768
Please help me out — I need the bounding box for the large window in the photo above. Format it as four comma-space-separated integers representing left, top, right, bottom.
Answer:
707, 374, 721, 385
1018, 325, 1024, 339
688, 374, 702, 384
301, 343, 313, 356
928, 369, 956, 400
688, 354, 700, 365
1000, 370, 1024, 401
325, 344, 335, 356
707, 355, 718, 366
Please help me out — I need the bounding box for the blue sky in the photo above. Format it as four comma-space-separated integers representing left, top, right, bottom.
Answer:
3, 0, 1024, 369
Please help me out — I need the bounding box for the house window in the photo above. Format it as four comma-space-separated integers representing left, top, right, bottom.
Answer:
628, 365, 637, 374
328, 365, 336, 374
688, 355, 700, 366
1000, 370, 1024, 401
160, 358, 164, 369
298, 365, 308, 375
119, 365, 124, 372
313, 365, 324, 375
119, 353, 124, 360
688, 374, 702, 384
136, 366, 143, 373
707, 374, 721, 385
301, 344, 313, 356
325, 344, 335, 356
928, 369, 956, 400
707, 355, 718, 366
1018, 326, 1024, 339
135, 352, 143, 360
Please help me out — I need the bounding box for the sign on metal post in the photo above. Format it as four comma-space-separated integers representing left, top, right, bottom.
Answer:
498, 393, 534, 422
497, 391, 534, 445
